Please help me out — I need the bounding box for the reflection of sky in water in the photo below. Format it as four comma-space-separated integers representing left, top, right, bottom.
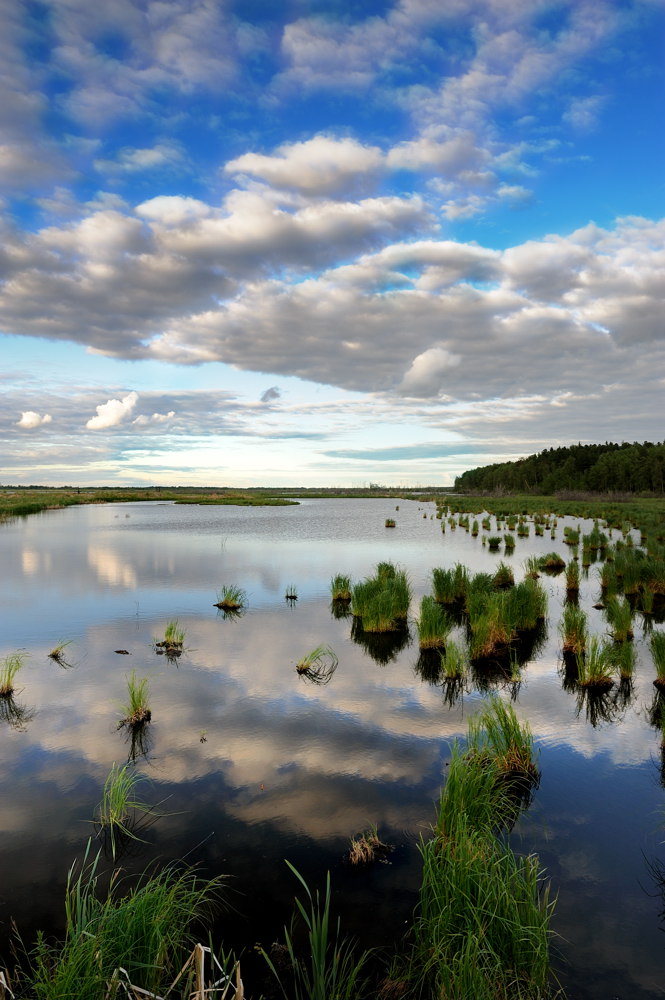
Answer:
0, 500, 663, 997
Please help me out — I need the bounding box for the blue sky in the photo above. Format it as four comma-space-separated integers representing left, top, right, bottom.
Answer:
1, 0, 664, 487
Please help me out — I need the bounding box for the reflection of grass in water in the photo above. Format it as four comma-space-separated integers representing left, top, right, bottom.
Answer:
0, 651, 26, 696
440, 639, 467, 681
350, 617, 411, 665
0, 692, 35, 731
285, 584, 298, 600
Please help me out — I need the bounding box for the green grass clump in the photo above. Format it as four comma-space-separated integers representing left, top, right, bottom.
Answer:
21, 843, 226, 999
604, 596, 634, 642
417, 596, 451, 649
440, 639, 468, 680
537, 552, 566, 573
504, 533, 516, 553
351, 564, 411, 633
650, 630, 665, 689
0, 652, 26, 697
492, 561, 515, 589
575, 636, 615, 689
432, 564, 468, 605
402, 702, 554, 1000
95, 763, 153, 859
385, 518, 396, 528
565, 560, 580, 593
330, 574, 352, 602
296, 645, 338, 684
48, 639, 73, 664
487, 535, 502, 551
214, 584, 247, 610
119, 671, 151, 728
560, 604, 587, 655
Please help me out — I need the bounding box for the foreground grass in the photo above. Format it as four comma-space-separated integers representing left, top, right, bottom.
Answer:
397, 697, 557, 1000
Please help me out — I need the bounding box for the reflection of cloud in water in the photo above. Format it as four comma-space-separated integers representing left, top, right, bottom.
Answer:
87, 545, 137, 588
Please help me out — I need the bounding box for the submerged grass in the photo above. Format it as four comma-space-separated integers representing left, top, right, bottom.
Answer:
347, 825, 392, 866
95, 763, 154, 860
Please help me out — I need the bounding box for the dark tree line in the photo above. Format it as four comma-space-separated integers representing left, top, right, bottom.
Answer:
454, 442, 665, 495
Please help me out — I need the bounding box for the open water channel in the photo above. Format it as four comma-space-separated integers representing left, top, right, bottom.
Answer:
0, 498, 663, 997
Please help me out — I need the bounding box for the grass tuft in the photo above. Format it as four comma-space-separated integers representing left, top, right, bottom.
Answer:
214, 584, 248, 610
0, 651, 26, 697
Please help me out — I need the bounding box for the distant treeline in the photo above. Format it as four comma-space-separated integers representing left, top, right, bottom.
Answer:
454, 441, 665, 496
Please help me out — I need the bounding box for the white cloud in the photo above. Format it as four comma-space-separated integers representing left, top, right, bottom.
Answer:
225, 136, 383, 197
132, 410, 175, 426
86, 391, 138, 429
399, 347, 462, 396
16, 411, 52, 429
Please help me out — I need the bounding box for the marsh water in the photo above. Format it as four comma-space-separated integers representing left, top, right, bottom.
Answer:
0, 498, 664, 998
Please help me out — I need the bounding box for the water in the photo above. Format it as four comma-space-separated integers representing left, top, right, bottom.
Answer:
0, 498, 663, 997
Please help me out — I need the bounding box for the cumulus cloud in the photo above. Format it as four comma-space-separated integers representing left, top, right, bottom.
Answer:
16, 411, 52, 429
225, 136, 383, 197
132, 410, 175, 426
260, 386, 281, 403
399, 347, 462, 396
86, 391, 139, 429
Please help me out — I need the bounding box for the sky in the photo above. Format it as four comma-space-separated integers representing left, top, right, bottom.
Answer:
1, 0, 664, 488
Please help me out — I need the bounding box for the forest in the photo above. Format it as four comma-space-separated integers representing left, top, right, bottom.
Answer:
454, 441, 665, 496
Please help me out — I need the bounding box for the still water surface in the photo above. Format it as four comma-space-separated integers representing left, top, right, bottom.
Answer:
0, 498, 663, 997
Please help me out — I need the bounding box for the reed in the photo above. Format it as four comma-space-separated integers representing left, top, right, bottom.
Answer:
0, 652, 25, 697
119, 671, 151, 727
263, 862, 371, 1000
417, 596, 451, 649
650, 631, 665, 689
214, 584, 247, 610
604, 596, 634, 642
330, 574, 352, 602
